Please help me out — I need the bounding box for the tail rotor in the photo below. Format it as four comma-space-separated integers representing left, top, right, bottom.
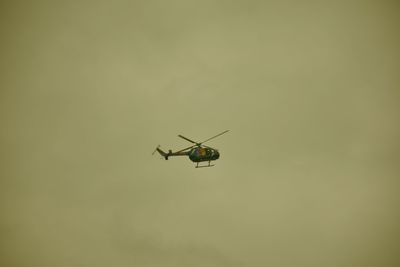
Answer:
152, 145, 160, 155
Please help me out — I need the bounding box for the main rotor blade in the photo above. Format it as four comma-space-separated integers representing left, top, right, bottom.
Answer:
200, 130, 229, 144
178, 134, 198, 144
175, 130, 229, 152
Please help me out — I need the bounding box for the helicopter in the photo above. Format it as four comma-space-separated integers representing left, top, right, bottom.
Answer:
152, 130, 229, 168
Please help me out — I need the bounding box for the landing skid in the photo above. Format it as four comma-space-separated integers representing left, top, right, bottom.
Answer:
195, 161, 214, 168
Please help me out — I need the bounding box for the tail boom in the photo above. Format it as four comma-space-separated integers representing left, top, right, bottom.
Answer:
155, 147, 189, 160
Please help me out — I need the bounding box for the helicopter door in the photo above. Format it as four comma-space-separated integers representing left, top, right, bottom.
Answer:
198, 148, 206, 157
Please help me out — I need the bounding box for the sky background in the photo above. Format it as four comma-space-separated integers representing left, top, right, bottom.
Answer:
1, 1, 399, 266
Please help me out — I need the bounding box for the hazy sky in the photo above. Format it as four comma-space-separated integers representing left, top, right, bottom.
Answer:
1, 1, 399, 266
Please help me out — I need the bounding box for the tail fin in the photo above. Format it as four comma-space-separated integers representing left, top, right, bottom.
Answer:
152, 145, 170, 160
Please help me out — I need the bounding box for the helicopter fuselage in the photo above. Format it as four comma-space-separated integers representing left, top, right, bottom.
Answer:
188, 147, 220, 162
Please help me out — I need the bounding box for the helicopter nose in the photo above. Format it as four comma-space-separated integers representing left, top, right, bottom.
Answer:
215, 150, 220, 159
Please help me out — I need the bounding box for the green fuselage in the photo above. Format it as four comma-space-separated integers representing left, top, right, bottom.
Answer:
188, 147, 220, 162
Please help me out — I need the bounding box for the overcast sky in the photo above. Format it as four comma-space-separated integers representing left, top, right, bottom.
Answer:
1, 1, 399, 266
